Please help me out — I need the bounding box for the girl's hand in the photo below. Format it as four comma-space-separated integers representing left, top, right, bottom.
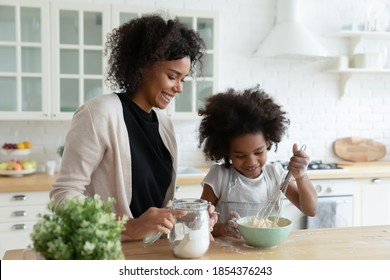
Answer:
219, 211, 242, 239
122, 207, 187, 240
288, 143, 310, 180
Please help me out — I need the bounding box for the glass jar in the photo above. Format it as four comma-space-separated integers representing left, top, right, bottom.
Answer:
169, 198, 210, 258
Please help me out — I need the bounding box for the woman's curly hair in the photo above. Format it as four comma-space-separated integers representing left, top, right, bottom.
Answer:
104, 14, 205, 95
198, 86, 290, 167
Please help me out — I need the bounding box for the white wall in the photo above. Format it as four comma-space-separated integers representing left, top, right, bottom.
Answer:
1, 0, 390, 170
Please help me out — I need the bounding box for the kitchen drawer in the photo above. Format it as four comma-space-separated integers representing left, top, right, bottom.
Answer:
0, 221, 36, 259
0, 191, 49, 207
0, 205, 48, 223
0, 220, 37, 234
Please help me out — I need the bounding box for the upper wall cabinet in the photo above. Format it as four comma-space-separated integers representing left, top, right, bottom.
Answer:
0, 2, 218, 120
111, 6, 218, 119
0, 0, 50, 120
50, 2, 111, 120
171, 14, 217, 119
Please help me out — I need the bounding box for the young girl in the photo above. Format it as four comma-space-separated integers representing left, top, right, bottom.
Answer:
198, 86, 317, 239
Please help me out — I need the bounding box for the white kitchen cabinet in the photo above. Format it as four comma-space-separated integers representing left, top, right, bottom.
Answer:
0, 0, 50, 120
175, 184, 203, 199
0, 1, 218, 120
50, 2, 111, 120
111, 6, 218, 119
169, 12, 217, 119
326, 31, 390, 97
355, 177, 390, 226
0, 191, 49, 258
280, 199, 307, 230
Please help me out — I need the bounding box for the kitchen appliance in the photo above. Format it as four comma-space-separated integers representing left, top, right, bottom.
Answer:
254, 0, 329, 59
276, 160, 344, 171
275, 160, 353, 230
281, 177, 354, 230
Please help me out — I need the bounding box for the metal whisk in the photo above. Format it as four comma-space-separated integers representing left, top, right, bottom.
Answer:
253, 145, 307, 226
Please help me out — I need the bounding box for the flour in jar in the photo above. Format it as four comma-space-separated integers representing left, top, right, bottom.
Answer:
173, 223, 210, 258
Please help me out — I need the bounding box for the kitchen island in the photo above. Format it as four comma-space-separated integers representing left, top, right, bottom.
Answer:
3, 225, 390, 260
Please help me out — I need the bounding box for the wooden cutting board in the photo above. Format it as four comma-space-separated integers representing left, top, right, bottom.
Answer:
333, 137, 387, 162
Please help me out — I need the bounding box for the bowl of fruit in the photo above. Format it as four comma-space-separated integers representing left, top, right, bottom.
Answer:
0, 159, 37, 177
1, 141, 32, 156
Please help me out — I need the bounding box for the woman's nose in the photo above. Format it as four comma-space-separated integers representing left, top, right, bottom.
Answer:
173, 82, 183, 93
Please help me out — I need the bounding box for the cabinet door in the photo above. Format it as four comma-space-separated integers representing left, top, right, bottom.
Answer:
0, 0, 50, 120
169, 13, 217, 119
0, 221, 37, 258
0, 191, 49, 258
359, 178, 390, 226
280, 199, 307, 230
111, 6, 218, 119
50, 3, 111, 120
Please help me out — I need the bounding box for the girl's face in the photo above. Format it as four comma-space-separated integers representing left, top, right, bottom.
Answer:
229, 132, 269, 179
132, 57, 191, 112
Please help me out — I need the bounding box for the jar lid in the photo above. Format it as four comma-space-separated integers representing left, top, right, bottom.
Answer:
172, 198, 208, 210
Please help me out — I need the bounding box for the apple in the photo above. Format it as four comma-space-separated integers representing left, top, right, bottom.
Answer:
0, 162, 8, 170
22, 162, 34, 170
6, 162, 14, 170
11, 161, 22, 170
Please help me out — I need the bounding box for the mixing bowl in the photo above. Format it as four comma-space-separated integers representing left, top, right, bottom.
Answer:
237, 216, 293, 248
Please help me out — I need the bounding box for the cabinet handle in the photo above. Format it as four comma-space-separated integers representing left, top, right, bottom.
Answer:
12, 210, 27, 217
12, 224, 27, 230
371, 178, 382, 183
12, 195, 27, 201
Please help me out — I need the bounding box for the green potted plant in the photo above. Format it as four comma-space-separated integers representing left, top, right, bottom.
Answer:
30, 195, 128, 260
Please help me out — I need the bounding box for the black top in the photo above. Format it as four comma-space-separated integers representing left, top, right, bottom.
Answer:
116, 93, 172, 218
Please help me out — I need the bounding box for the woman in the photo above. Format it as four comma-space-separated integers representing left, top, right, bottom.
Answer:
50, 14, 217, 241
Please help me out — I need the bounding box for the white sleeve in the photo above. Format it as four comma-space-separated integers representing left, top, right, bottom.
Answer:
201, 164, 230, 200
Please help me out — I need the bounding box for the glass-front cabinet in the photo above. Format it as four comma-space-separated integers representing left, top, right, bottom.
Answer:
0, 0, 50, 120
172, 15, 216, 118
50, 3, 110, 119
111, 7, 218, 119
0, 2, 217, 120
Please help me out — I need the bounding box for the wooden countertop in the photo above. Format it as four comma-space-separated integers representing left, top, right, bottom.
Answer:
1, 161, 390, 193
308, 161, 390, 180
0, 173, 57, 193
3, 225, 390, 260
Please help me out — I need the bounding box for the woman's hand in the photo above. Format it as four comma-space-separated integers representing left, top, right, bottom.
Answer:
122, 207, 187, 240
207, 203, 218, 241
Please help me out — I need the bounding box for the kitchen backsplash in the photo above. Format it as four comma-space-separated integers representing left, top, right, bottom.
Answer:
1, 0, 390, 170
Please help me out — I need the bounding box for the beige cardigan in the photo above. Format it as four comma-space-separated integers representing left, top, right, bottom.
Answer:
50, 93, 177, 220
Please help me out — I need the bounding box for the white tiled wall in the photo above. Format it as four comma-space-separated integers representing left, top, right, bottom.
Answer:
1, 0, 390, 169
